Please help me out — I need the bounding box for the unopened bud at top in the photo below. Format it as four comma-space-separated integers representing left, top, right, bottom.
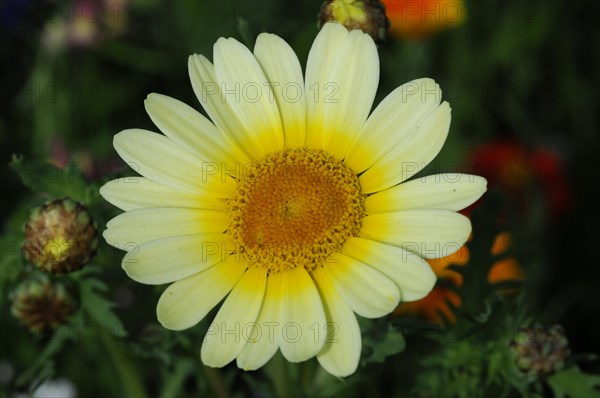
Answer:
22, 198, 98, 273
319, 0, 390, 43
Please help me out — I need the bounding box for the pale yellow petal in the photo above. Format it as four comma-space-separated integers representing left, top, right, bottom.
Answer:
103, 208, 228, 248
144, 93, 248, 165
236, 272, 284, 371
324, 253, 400, 318
360, 209, 471, 259
113, 129, 236, 196
304, 22, 348, 149
99, 177, 225, 212
312, 267, 361, 377
341, 237, 436, 302
122, 233, 234, 285
279, 267, 326, 362
201, 267, 266, 367
359, 102, 452, 193
345, 78, 441, 172
188, 54, 256, 161
365, 174, 487, 213
213, 37, 284, 158
254, 33, 306, 148
156, 256, 246, 330
318, 29, 379, 159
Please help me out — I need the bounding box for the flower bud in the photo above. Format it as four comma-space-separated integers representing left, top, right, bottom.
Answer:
10, 275, 77, 333
319, 0, 390, 43
22, 198, 98, 273
511, 324, 570, 379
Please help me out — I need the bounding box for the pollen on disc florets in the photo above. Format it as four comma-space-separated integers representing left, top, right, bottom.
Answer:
228, 148, 365, 274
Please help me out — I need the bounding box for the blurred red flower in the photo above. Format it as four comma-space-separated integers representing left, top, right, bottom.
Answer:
468, 141, 571, 216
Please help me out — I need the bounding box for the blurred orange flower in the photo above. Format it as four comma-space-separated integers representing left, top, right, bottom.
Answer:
382, 0, 465, 39
395, 232, 523, 323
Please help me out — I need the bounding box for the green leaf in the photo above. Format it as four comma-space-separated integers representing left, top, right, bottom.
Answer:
547, 366, 600, 398
129, 326, 180, 367
0, 236, 23, 311
159, 358, 195, 398
237, 17, 255, 48
79, 277, 126, 337
15, 327, 67, 387
486, 350, 504, 385
9, 155, 91, 203
360, 320, 406, 366
100, 332, 148, 398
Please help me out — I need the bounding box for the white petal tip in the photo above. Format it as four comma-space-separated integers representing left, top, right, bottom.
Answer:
322, 21, 349, 34
98, 183, 108, 199
200, 350, 232, 369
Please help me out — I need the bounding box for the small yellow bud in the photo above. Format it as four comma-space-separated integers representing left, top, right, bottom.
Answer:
319, 0, 390, 43
22, 198, 98, 273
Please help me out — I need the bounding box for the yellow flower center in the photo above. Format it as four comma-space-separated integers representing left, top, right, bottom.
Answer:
42, 236, 71, 263
228, 148, 365, 274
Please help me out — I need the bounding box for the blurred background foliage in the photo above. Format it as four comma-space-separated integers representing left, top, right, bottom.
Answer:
1, 0, 600, 397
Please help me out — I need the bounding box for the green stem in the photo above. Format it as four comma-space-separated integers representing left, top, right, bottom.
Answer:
311, 366, 331, 394
300, 359, 315, 396
159, 359, 194, 398
202, 365, 232, 398
269, 352, 291, 398
101, 333, 147, 398
16, 329, 66, 387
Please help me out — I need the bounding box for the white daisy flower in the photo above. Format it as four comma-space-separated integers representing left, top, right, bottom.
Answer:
101, 22, 486, 377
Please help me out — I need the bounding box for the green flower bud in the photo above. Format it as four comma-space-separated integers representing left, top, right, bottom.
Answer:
319, 0, 390, 43
511, 324, 570, 379
22, 198, 98, 273
10, 275, 77, 333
